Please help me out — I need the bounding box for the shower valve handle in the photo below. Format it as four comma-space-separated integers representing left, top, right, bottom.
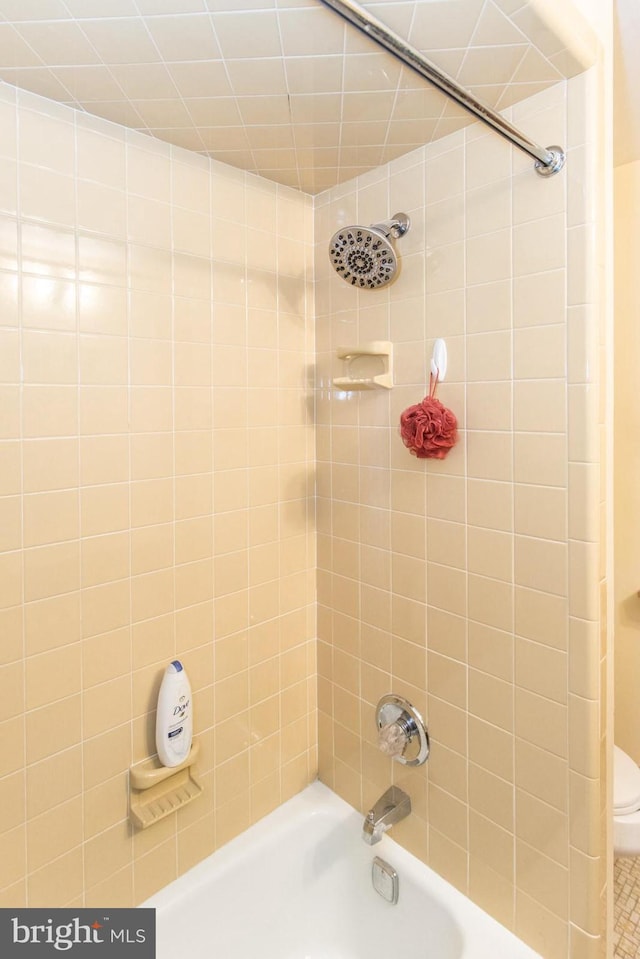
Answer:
378, 720, 411, 758
375, 694, 429, 766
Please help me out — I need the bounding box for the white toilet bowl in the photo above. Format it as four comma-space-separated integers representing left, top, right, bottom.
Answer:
613, 745, 640, 857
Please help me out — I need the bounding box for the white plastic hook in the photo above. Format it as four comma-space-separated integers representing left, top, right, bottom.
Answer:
430, 338, 447, 382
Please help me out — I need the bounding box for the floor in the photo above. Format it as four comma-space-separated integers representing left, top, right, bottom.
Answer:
614, 857, 640, 958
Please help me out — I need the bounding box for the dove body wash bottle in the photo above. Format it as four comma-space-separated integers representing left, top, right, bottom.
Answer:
156, 660, 193, 767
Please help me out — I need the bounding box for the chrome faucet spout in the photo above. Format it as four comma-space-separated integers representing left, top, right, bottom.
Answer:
362, 785, 411, 845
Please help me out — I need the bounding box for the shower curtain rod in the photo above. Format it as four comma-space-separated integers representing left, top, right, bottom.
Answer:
320, 0, 565, 177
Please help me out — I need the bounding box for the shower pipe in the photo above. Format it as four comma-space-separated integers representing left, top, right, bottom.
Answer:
319, 0, 566, 177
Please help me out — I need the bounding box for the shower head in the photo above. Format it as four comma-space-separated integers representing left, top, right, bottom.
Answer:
328, 213, 411, 289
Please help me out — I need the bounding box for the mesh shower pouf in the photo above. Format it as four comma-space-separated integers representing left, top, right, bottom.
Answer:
399, 373, 458, 460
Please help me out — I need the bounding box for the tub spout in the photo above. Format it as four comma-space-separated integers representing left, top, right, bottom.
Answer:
362, 785, 411, 845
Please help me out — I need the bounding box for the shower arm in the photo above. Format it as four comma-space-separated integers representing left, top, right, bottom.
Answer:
370, 213, 410, 239
319, 0, 565, 178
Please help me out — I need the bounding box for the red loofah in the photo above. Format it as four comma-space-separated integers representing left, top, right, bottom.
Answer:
400, 373, 458, 460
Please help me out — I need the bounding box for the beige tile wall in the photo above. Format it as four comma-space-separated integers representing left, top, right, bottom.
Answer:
0, 81, 316, 908
315, 73, 604, 959
613, 159, 640, 762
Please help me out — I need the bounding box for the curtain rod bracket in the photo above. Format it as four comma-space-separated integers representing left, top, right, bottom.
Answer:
535, 146, 566, 178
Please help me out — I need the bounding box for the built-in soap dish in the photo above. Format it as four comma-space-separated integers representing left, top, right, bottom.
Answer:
333, 340, 393, 390
129, 740, 202, 830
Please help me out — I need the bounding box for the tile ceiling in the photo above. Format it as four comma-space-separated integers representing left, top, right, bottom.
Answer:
0, 0, 590, 194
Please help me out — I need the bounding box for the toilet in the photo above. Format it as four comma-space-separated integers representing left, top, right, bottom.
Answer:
614, 745, 640, 857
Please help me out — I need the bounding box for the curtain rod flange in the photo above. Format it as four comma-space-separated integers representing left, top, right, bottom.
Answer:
535, 146, 567, 177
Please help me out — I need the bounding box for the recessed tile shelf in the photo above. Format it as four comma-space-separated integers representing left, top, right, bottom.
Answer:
129, 740, 203, 830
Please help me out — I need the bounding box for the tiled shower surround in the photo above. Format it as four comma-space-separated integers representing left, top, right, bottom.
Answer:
315, 75, 605, 959
0, 83, 317, 907
0, 69, 605, 959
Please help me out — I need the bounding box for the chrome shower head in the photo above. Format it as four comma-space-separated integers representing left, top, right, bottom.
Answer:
328, 213, 411, 289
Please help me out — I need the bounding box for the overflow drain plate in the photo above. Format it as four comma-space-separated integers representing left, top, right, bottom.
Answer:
372, 856, 399, 904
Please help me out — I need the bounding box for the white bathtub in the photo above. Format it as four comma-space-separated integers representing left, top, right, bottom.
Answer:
144, 781, 541, 959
